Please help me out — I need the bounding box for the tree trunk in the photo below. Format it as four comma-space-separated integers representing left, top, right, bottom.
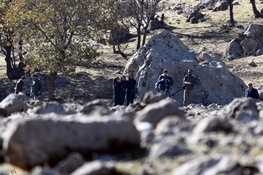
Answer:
117, 43, 127, 59
228, 0, 234, 25
47, 72, 57, 101
112, 44, 116, 53
136, 25, 141, 50
250, 0, 262, 18
4, 46, 13, 79
142, 21, 150, 46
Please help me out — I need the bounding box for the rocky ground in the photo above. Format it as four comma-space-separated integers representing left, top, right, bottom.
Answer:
1, 0, 263, 174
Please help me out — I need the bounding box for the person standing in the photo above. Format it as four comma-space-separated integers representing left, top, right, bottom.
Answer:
113, 77, 122, 106
126, 73, 136, 105
120, 76, 127, 105
15, 76, 26, 94
138, 71, 150, 101
183, 69, 201, 106
156, 69, 174, 93
245, 83, 260, 100
31, 74, 43, 100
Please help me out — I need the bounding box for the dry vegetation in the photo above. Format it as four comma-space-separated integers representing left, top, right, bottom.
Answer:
1, 0, 263, 174
0, 0, 263, 103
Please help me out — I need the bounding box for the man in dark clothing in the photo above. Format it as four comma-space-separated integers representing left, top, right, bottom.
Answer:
183, 69, 201, 106
113, 77, 122, 106
15, 76, 26, 94
156, 69, 174, 93
31, 74, 43, 100
126, 73, 136, 105
245, 83, 260, 100
120, 76, 127, 105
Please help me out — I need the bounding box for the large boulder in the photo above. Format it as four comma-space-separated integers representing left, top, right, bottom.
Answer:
217, 97, 259, 122
0, 93, 29, 113
124, 30, 246, 105
2, 117, 140, 170
135, 98, 185, 127
225, 24, 263, 60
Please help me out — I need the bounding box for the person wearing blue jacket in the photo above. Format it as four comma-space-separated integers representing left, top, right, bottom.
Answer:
156, 69, 174, 92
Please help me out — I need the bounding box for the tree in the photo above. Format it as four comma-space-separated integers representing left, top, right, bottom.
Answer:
250, 0, 262, 18
227, 0, 234, 25
124, 0, 160, 50
228, 0, 262, 26
6, 0, 103, 100
0, 1, 25, 80
98, 0, 129, 58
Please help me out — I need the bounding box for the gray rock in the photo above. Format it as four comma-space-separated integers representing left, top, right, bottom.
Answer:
124, 30, 246, 105
30, 167, 59, 175
135, 122, 155, 144
135, 98, 185, 127
71, 161, 118, 175
212, 0, 228, 11
217, 97, 259, 122
3, 117, 140, 170
256, 47, 263, 56
193, 117, 233, 134
0, 108, 9, 117
150, 137, 192, 158
186, 10, 204, 23
79, 99, 111, 116
80, 105, 110, 116
187, 133, 218, 148
197, 0, 216, 9
55, 153, 85, 174
241, 38, 258, 55
142, 91, 166, 105
226, 24, 263, 59
27, 101, 66, 115
225, 38, 243, 60
0, 93, 29, 113
61, 103, 83, 114
155, 117, 192, 136
171, 155, 242, 175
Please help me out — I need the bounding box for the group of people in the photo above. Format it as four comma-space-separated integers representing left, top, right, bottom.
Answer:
113, 69, 201, 106
113, 73, 136, 106
155, 69, 201, 105
15, 74, 43, 100
113, 68, 262, 106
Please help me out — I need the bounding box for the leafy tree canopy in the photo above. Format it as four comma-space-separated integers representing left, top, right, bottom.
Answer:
5, 0, 105, 74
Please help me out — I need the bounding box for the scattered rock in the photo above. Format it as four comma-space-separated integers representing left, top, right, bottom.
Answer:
150, 137, 192, 158
212, 0, 228, 11
171, 155, 242, 175
0, 93, 29, 114
155, 117, 192, 136
193, 117, 233, 134
135, 98, 185, 127
142, 91, 166, 105
71, 161, 120, 175
0, 108, 9, 117
27, 101, 66, 115
217, 97, 259, 122
3, 117, 140, 170
55, 153, 85, 174
225, 24, 263, 59
30, 167, 58, 175
249, 60, 257, 67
